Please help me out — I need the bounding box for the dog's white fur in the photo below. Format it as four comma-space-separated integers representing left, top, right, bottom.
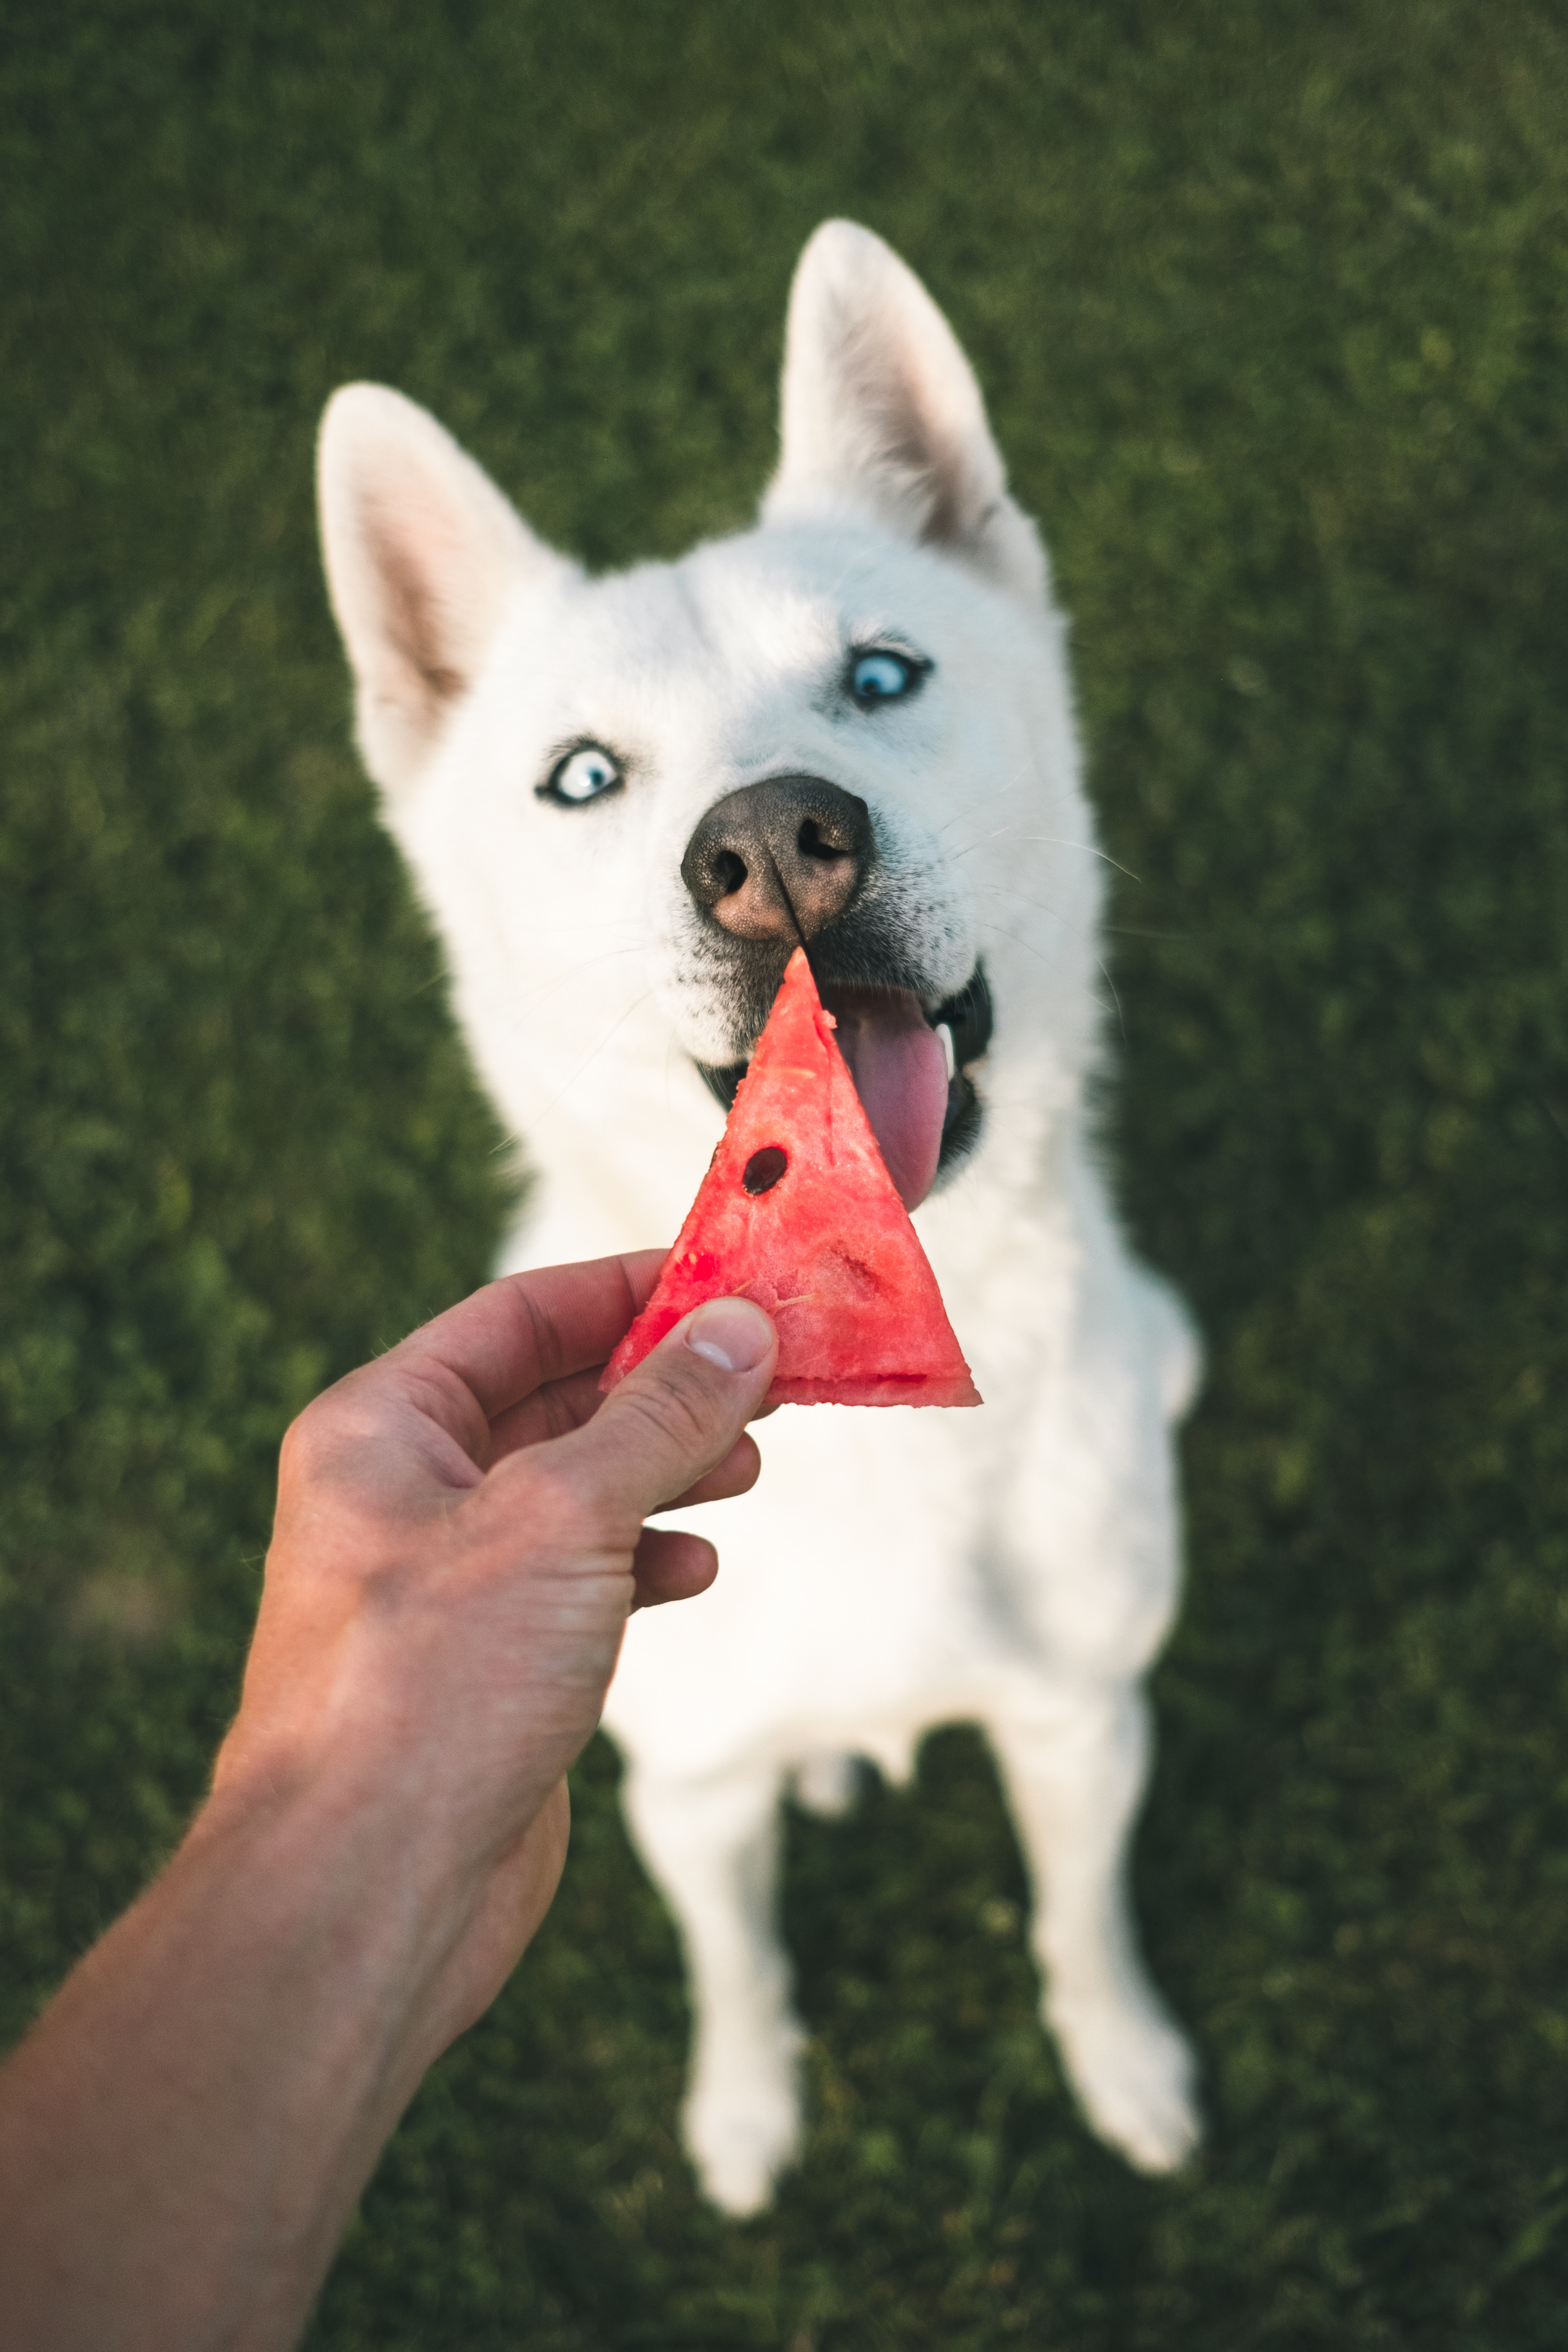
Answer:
318, 221, 1202, 2213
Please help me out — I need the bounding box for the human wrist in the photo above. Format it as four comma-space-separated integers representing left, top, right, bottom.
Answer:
204, 1727, 492, 1991
194, 1762, 467, 2052
205, 1708, 564, 2068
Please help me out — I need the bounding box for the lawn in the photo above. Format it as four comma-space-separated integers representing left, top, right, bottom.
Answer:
3, 1, 1567, 2343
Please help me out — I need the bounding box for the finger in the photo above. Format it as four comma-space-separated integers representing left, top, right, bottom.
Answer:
276, 1253, 681, 1520
383, 1249, 669, 1425
630, 1526, 719, 1610
492, 1385, 761, 1501
487, 1366, 608, 1461
538, 1298, 777, 1538
650, 1430, 762, 1513
491, 1378, 775, 1474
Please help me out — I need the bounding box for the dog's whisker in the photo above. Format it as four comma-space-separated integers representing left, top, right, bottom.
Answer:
502, 942, 651, 1020
1000, 834, 1143, 884
936, 762, 1039, 850
950, 825, 1029, 863
1097, 958, 1127, 1043
937, 780, 1142, 881
526, 989, 658, 1130
933, 769, 1033, 840
974, 883, 1067, 921
512, 938, 648, 973
975, 920, 1058, 970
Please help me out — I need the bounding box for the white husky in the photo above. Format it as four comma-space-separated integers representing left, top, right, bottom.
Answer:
317, 220, 1202, 2214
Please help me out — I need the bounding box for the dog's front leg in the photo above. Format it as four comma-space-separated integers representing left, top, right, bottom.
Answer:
622, 1762, 802, 2216
988, 1682, 1201, 2174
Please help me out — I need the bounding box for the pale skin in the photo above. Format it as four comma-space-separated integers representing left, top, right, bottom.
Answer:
0, 1254, 779, 2352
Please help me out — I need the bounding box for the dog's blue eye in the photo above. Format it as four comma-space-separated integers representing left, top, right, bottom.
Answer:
540, 744, 624, 807
850, 651, 922, 706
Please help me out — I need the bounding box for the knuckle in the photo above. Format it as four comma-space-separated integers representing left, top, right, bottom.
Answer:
616, 1365, 721, 1458
490, 1450, 591, 1543
277, 1397, 339, 1485
539, 1376, 591, 1445
510, 1276, 570, 1387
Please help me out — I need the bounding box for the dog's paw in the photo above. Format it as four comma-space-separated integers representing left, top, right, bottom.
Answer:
685, 2051, 803, 2216
1048, 1995, 1202, 2175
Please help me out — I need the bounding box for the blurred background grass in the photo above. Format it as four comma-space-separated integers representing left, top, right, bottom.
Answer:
3, 0, 1567, 2342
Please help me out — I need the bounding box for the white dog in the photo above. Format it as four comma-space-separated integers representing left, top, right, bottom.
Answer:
317, 220, 1202, 2214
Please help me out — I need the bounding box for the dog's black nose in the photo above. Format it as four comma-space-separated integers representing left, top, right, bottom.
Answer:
681, 775, 872, 943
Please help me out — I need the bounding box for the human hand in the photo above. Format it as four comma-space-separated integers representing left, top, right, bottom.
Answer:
213, 1252, 777, 2067
0, 1258, 777, 2352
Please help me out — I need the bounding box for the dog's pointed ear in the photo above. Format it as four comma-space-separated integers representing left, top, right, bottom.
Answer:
317, 385, 566, 795
761, 221, 1048, 606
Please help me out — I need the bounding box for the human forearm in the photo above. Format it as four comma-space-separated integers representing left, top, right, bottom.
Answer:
0, 1761, 524, 2352
0, 1271, 776, 2349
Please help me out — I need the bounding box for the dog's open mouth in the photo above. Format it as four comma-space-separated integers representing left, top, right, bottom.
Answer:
696, 962, 991, 1212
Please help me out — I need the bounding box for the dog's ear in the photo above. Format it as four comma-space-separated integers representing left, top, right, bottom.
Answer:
317, 385, 565, 795
761, 221, 1047, 606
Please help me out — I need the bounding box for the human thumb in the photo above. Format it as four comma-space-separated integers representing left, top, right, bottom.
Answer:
556, 1297, 778, 1534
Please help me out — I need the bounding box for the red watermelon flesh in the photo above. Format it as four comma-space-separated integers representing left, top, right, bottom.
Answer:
601, 949, 980, 1408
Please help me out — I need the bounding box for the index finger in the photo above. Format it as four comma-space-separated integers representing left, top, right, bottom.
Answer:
385, 1249, 668, 1421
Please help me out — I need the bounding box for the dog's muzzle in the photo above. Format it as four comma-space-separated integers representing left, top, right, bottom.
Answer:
696, 959, 992, 1199
680, 775, 991, 1206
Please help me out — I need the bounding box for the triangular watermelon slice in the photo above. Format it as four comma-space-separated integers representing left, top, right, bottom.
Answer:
602, 949, 980, 1408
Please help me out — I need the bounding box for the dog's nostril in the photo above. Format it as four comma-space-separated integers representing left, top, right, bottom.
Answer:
797, 818, 847, 864
712, 849, 748, 897
742, 1146, 788, 1195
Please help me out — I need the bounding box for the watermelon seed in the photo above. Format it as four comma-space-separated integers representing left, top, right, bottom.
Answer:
742, 1146, 788, 1195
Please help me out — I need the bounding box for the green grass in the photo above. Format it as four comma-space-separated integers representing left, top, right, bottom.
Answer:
3, 0, 1567, 2341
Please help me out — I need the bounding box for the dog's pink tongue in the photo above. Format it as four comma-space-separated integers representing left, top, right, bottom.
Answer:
829, 992, 949, 1212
